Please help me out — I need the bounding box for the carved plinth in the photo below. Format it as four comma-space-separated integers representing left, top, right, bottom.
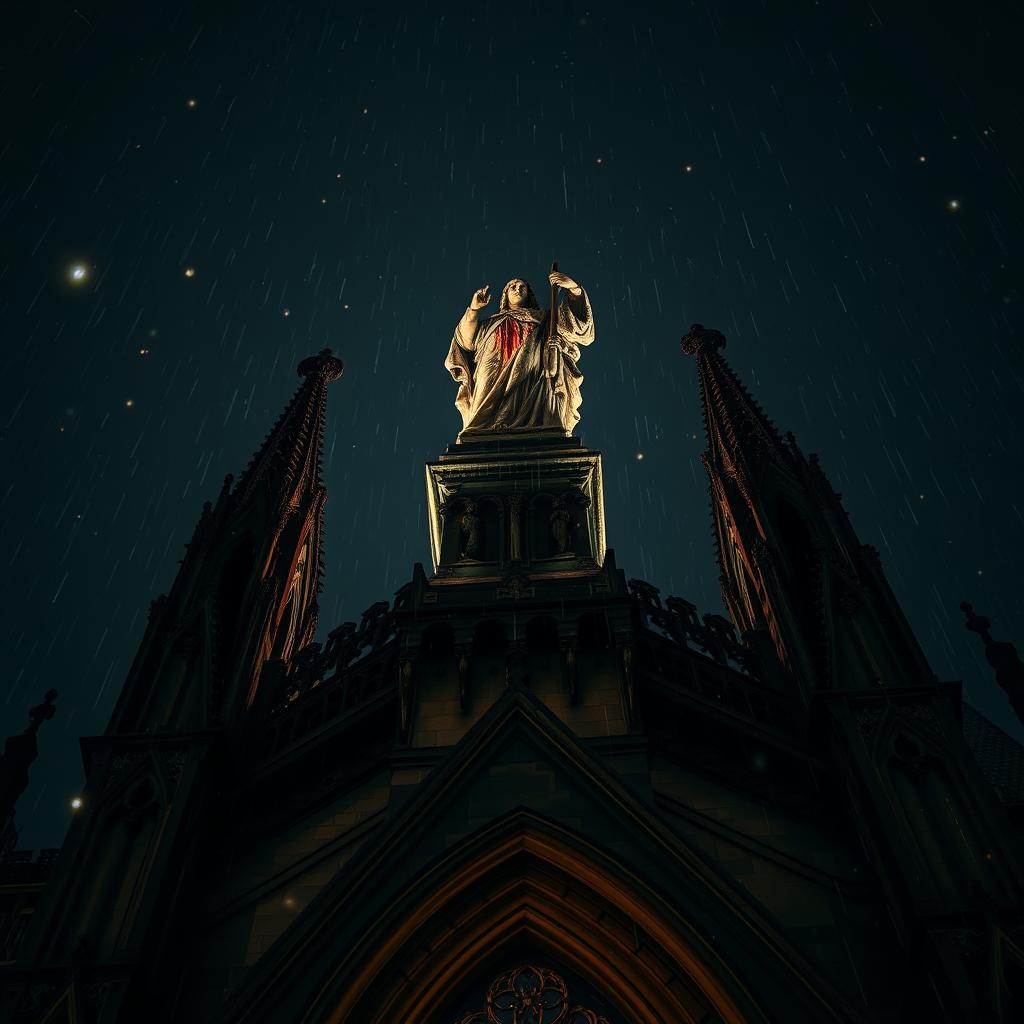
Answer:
425, 430, 606, 580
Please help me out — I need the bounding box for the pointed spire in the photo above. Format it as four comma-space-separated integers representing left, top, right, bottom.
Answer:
679, 321, 790, 485
233, 348, 343, 513
962, 602, 1024, 728
0, 689, 57, 850
108, 349, 345, 733
681, 324, 933, 697
681, 323, 793, 634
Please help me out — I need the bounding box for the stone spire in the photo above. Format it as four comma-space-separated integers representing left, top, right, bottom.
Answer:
682, 325, 933, 698
232, 348, 343, 518
108, 349, 344, 732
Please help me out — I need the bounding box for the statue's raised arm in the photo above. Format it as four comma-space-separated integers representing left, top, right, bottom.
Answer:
444, 271, 594, 440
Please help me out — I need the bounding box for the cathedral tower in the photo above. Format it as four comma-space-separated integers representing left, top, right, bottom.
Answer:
683, 323, 1024, 1019
3, 329, 1023, 1024
681, 323, 934, 701
5, 351, 342, 1017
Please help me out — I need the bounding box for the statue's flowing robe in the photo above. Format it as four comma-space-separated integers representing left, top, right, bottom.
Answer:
445, 289, 595, 436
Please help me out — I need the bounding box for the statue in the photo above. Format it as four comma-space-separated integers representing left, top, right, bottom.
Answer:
445, 268, 595, 437
550, 496, 572, 555
459, 501, 482, 560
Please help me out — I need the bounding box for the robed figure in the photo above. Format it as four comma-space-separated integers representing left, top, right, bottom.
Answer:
445, 270, 594, 437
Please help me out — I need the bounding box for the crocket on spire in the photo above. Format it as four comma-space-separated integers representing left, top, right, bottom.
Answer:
682, 324, 933, 699
108, 350, 344, 733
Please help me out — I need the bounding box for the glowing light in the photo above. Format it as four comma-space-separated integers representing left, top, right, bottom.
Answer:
320, 197, 327, 204
184, 266, 196, 277
125, 399, 134, 408
948, 199, 960, 211
138, 347, 150, 355
68, 264, 88, 283
342, 303, 349, 310
70, 796, 83, 811
283, 895, 296, 908
635, 451, 645, 461
918, 155, 927, 163
684, 164, 693, 172
595, 157, 603, 164
282, 308, 290, 317
186, 97, 198, 109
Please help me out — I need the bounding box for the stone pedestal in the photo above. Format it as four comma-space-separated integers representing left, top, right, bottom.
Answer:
425, 428, 606, 581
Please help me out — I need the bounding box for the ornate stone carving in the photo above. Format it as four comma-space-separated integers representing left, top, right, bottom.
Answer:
104, 751, 150, 793
460, 501, 482, 560
550, 495, 572, 555
854, 706, 886, 748
497, 572, 534, 602
455, 964, 611, 1024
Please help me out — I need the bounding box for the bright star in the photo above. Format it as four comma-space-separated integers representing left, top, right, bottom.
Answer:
68, 264, 88, 283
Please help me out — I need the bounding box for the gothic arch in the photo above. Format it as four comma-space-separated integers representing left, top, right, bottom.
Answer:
304, 817, 761, 1024
33, 749, 176, 962
869, 709, 1015, 907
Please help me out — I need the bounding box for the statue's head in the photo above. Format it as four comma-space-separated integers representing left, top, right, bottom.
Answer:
499, 278, 540, 311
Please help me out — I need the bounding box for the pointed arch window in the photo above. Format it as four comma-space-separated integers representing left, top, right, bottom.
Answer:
275, 543, 307, 663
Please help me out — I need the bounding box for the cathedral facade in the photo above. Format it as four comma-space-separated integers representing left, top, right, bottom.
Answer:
1, 330, 1023, 1022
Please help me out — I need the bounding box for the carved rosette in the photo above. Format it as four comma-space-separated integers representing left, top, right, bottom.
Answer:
455, 965, 611, 1024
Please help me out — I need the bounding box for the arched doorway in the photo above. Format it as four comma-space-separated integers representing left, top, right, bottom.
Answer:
312, 819, 758, 1024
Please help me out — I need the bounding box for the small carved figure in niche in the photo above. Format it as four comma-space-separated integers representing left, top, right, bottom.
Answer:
459, 501, 482, 560
550, 496, 573, 554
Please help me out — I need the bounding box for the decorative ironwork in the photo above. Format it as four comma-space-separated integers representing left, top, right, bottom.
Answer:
455, 965, 612, 1024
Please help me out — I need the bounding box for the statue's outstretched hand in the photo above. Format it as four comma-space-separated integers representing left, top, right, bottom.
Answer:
549, 271, 583, 296
470, 285, 491, 311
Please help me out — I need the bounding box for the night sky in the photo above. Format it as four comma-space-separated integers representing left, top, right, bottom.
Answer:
3, 2, 1023, 851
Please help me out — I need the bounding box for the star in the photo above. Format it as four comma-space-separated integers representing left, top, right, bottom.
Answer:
184, 266, 196, 277
186, 97, 198, 109
68, 263, 88, 284
948, 199, 960, 211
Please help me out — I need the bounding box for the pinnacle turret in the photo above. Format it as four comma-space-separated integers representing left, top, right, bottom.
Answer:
108, 350, 344, 731
232, 347, 343, 514
682, 325, 933, 698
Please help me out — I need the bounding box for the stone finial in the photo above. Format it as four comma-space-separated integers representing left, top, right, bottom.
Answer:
681, 323, 726, 356
26, 690, 58, 736
298, 348, 344, 382
962, 601, 1024, 727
